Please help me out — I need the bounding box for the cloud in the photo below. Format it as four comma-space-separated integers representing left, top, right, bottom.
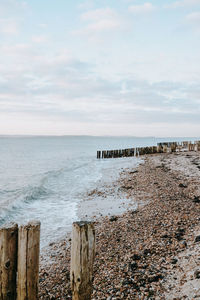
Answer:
73, 7, 122, 36
0, 0, 27, 17
0, 1, 199, 136
0, 41, 199, 132
31, 35, 49, 44
0, 0, 27, 36
38, 23, 48, 28
128, 3, 155, 14
186, 11, 200, 23
81, 7, 116, 21
165, 0, 200, 9
0, 18, 19, 35
77, 0, 94, 10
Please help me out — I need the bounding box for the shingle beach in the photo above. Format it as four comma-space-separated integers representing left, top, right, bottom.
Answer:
39, 152, 200, 299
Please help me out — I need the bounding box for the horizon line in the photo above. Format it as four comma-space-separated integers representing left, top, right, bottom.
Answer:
0, 134, 199, 139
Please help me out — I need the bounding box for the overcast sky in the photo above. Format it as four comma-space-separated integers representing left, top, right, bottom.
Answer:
0, 0, 200, 136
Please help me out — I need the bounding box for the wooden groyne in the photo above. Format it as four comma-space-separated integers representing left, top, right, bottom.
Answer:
0, 221, 95, 300
97, 140, 200, 159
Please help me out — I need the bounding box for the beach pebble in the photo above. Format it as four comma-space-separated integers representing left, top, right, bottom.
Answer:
194, 270, 200, 279
109, 216, 118, 222
171, 258, 178, 265
194, 235, 200, 243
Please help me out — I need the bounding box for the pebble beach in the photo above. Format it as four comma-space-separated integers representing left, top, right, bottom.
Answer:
39, 152, 200, 299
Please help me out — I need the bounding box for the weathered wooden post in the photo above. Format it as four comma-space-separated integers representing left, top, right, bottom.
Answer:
115, 150, 119, 158
70, 221, 95, 300
163, 145, 167, 153
134, 148, 137, 156
152, 146, 157, 154
17, 221, 40, 300
0, 223, 18, 300
170, 144, 176, 153
157, 145, 162, 153
188, 143, 194, 151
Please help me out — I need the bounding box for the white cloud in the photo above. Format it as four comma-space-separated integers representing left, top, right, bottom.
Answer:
165, 0, 200, 9
186, 11, 200, 23
38, 23, 47, 28
0, 41, 200, 132
75, 19, 120, 35
31, 35, 49, 44
128, 3, 155, 14
81, 7, 116, 21
73, 7, 122, 36
0, 0, 27, 36
0, 18, 19, 35
0, 0, 27, 17
0, 41, 200, 136
78, 0, 94, 10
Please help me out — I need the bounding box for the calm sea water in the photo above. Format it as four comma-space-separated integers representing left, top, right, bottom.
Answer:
0, 136, 198, 246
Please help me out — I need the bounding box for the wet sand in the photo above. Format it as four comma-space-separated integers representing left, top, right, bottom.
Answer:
39, 152, 200, 299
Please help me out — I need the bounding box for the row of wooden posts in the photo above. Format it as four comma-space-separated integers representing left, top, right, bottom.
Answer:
97, 140, 200, 159
0, 221, 95, 300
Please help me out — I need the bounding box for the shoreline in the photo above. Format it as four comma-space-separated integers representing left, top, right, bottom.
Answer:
39, 152, 200, 299
77, 160, 142, 221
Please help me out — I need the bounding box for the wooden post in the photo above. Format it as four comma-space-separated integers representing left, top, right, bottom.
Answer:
157, 145, 162, 153
163, 145, 167, 153
171, 144, 176, 152
17, 221, 40, 300
0, 223, 18, 300
135, 148, 138, 156
70, 221, 95, 300
152, 146, 157, 154
115, 150, 119, 158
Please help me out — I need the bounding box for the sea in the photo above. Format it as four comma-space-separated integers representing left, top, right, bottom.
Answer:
0, 136, 198, 247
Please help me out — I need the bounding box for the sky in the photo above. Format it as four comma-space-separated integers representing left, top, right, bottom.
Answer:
0, 0, 200, 137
